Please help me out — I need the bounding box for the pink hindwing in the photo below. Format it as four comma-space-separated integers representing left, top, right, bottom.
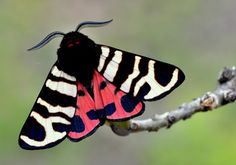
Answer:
68, 83, 100, 141
68, 71, 144, 141
93, 71, 144, 121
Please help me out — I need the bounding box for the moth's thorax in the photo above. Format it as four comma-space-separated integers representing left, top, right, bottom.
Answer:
57, 32, 101, 85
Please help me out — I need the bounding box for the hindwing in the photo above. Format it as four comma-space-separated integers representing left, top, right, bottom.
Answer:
67, 71, 144, 141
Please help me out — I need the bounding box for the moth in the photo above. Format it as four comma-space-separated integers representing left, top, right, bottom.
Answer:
19, 20, 185, 150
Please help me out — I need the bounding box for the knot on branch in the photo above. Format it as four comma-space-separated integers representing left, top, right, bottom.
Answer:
223, 90, 236, 103
200, 92, 219, 111
218, 67, 236, 84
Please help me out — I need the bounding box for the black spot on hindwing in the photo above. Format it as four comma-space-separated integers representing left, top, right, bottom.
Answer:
100, 81, 107, 90
70, 116, 85, 133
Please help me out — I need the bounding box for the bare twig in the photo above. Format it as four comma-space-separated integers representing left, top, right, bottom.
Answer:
109, 66, 236, 136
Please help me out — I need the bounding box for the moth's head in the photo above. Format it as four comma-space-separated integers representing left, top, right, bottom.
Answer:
27, 19, 113, 51
59, 32, 92, 49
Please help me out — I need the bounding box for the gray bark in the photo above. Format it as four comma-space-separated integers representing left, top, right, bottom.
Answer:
109, 66, 236, 135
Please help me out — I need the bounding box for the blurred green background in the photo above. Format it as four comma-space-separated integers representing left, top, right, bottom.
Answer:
1, 0, 236, 164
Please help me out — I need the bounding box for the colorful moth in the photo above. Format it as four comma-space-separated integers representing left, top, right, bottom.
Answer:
19, 20, 185, 150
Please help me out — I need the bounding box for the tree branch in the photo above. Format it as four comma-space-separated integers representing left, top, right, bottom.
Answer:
109, 66, 236, 136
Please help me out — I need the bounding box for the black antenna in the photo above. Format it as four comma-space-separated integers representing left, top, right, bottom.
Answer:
28, 19, 113, 51
28, 31, 65, 51
75, 19, 113, 32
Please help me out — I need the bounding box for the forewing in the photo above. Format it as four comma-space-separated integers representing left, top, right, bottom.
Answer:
19, 62, 77, 150
97, 45, 185, 101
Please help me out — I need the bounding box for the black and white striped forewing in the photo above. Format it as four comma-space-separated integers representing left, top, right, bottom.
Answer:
97, 45, 185, 101
19, 62, 77, 150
